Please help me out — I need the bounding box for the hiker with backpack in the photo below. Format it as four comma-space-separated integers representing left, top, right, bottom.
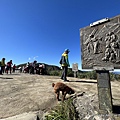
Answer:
1, 58, 6, 74
29, 60, 37, 74
12, 64, 16, 73
6, 60, 13, 74
59, 49, 70, 82
0, 61, 2, 75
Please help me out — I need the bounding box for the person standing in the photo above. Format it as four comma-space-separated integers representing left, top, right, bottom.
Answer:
12, 64, 16, 73
1, 58, 6, 74
60, 49, 70, 82
26, 62, 30, 73
6, 60, 13, 74
0, 61, 2, 75
30, 60, 37, 74
39, 63, 44, 75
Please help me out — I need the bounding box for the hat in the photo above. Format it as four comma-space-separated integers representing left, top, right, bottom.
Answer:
64, 49, 70, 53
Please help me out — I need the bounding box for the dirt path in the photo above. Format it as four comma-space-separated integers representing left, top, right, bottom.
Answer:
0, 73, 120, 119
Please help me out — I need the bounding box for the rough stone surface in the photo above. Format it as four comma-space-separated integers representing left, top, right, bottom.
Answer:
72, 92, 116, 120
0, 73, 120, 120
0, 112, 39, 120
96, 71, 113, 112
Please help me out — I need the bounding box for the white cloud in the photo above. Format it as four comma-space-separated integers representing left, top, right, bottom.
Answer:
28, 56, 38, 62
33, 56, 38, 60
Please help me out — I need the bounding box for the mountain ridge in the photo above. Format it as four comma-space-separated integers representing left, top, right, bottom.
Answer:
16, 62, 83, 73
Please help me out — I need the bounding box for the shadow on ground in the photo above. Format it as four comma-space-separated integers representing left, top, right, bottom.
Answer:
113, 105, 120, 114
6, 73, 21, 75
0, 77, 13, 79
69, 80, 97, 84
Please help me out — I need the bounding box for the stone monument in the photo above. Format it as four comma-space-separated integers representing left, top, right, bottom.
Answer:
80, 14, 120, 112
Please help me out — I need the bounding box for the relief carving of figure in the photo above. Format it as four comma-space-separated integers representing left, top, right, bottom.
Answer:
85, 34, 101, 54
85, 34, 94, 53
110, 32, 118, 56
102, 32, 119, 62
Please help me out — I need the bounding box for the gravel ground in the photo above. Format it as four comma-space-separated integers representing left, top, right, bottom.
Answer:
0, 73, 120, 120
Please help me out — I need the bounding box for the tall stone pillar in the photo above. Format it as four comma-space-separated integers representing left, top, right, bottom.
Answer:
96, 70, 113, 112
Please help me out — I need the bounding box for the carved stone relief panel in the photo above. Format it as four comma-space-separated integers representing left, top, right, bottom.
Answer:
80, 15, 120, 69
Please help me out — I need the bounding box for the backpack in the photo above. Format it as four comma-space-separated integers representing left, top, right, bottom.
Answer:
59, 56, 66, 64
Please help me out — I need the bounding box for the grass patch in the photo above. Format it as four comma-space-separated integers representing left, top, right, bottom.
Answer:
44, 98, 78, 120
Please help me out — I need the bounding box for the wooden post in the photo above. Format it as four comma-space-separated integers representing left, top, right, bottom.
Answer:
72, 63, 78, 78
74, 71, 77, 78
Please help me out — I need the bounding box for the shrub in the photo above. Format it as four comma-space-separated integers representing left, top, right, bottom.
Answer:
67, 70, 74, 77
48, 70, 61, 76
77, 73, 86, 79
87, 71, 97, 79
110, 73, 120, 81
66, 69, 74, 77
45, 98, 77, 120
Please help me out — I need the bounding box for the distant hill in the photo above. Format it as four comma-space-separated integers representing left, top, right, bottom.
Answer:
112, 71, 120, 74
16, 63, 61, 71
16, 63, 83, 73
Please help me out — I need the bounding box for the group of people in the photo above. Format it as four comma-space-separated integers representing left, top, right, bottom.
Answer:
0, 58, 16, 75
19, 48, 71, 79
0, 58, 45, 75
23, 61, 45, 75
0, 48, 71, 80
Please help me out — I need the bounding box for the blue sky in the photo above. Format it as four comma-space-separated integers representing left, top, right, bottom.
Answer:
0, 0, 120, 70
